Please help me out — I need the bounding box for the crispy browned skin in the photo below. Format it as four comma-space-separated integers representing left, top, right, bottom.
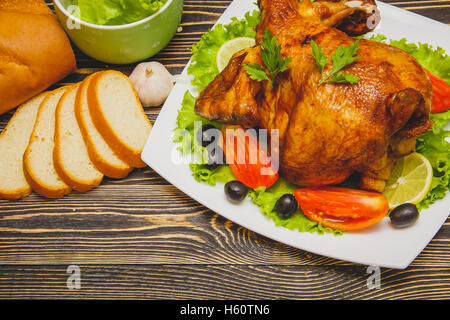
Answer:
195, 0, 432, 192
293, 0, 379, 36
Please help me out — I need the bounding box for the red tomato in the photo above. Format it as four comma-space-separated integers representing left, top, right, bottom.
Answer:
222, 125, 279, 189
294, 187, 389, 231
425, 69, 450, 113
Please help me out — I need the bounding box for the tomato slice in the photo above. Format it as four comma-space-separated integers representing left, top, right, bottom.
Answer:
222, 125, 279, 189
294, 187, 389, 231
425, 69, 450, 113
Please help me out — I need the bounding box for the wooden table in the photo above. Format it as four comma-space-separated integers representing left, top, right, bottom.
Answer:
0, 0, 449, 300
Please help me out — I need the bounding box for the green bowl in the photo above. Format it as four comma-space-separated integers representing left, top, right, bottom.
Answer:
53, 0, 183, 64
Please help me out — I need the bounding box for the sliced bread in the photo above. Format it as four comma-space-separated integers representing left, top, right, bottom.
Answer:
0, 93, 48, 200
23, 86, 72, 199
75, 75, 132, 178
87, 71, 152, 168
54, 85, 103, 192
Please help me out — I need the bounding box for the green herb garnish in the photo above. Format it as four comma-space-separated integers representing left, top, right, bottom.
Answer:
311, 39, 328, 74
311, 39, 361, 86
244, 29, 292, 85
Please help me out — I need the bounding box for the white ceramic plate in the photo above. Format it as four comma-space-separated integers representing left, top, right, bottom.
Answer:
142, 0, 450, 269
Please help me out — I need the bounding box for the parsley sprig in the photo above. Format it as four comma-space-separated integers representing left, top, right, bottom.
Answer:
244, 29, 292, 85
311, 39, 361, 86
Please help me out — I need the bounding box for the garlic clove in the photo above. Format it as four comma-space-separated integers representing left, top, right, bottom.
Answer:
129, 62, 175, 107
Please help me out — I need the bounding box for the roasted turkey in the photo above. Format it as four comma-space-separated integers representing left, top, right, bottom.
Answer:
195, 0, 432, 192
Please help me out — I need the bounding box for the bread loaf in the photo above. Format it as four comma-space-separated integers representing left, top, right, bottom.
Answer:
0, 0, 76, 115
0, 92, 48, 200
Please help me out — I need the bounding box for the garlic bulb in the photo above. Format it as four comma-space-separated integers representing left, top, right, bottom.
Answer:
129, 62, 174, 107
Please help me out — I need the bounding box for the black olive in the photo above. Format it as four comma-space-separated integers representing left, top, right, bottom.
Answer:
205, 146, 224, 170
275, 194, 298, 219
196, 124, 220, 147
225, 181, 248, 203
390, 203, 419, 228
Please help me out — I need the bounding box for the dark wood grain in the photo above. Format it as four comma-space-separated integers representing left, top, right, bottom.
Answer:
1, 265, 450, 299
0, 0, 449, 300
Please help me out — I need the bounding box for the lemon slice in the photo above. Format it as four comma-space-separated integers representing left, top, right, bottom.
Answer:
383, 152, 433, 209
216, 37, 256, 72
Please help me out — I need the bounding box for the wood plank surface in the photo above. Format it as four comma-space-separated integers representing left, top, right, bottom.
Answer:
1, 265, 450, 299
0, 0, 449, 300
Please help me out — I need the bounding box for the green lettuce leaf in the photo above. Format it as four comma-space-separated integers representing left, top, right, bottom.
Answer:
431, 110, 450, 132
248, 180, 343, 235
416, 116, 450, 210
73, 0, 167, 25
172, 91, 220, 154
172, 91, 230, 186
188, 10, 260, 91
190, 164, 236, 186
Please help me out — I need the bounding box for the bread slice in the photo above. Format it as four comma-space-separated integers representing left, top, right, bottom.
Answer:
23, 86, 72, 199
0, 93, 48, 200
75, 75, 132, 178
54, 85, 103, 192
87, 71, 152, 168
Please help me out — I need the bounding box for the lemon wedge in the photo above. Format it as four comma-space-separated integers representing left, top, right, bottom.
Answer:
383, 152, 433, 209
216, 37, 256, 72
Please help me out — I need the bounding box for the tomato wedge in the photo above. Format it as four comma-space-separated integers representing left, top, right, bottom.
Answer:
425, 69, 450, 113
294, 187, 389, 231
222, 125, 279, 189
